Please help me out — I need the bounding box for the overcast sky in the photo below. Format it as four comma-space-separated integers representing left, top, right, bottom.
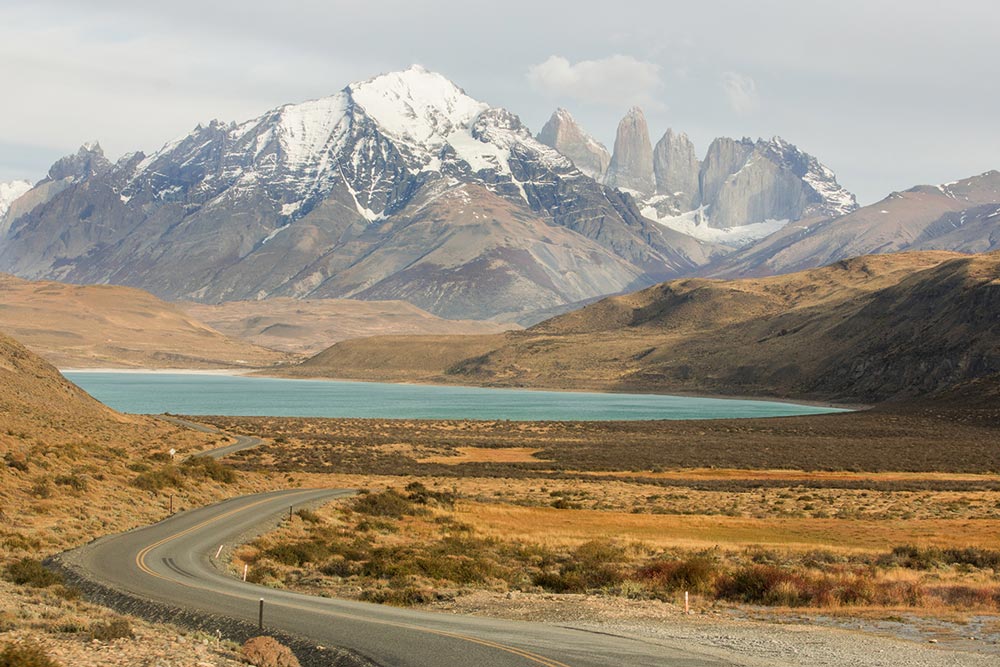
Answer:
1, 0, 997, 204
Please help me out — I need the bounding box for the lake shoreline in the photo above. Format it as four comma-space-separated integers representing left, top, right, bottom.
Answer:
61, 369, 853, 421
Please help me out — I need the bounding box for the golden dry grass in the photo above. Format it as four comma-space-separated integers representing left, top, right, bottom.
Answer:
416, 447, 547, 465
457, 502, 1000, 552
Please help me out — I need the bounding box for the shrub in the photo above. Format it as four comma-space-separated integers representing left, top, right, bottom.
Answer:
240, 636, 301, 667
54, 473, 87, 492
883, 545, 1000, 571
4, 453, 28, 472
132, 466, 184, 491
90, 617, 134, 641
530, 540, 628, 593
4, 558, 62, 588
404, 481, 456, 508
715, 564, 796, 604
350, 490, 417, 518
0, 641, 61, 667
635, 555, 720, 595
264, 540, 331, 567
360, 586, 436, 606
245, 563, 280, 585
294, 509, 321, 524
181, 456, 237, 484
30, 477, 52, 498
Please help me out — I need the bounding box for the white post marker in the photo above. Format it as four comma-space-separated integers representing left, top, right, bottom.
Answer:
215, 545, 224, 559
243, 564, 248, 582
685, 591, 690, 614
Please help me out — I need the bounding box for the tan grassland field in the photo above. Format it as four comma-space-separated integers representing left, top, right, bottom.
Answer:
190, 400, 1000, 650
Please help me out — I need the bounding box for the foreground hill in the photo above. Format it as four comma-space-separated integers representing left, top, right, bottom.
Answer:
0, 274, 293, 368
0, 332, 234, 548
184, 297, 514, 355
286, 251, 1000, 403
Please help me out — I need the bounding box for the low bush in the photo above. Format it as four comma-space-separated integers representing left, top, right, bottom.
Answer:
294, 508, 321, 524
90, 617, 134, 641
30, 477, 52, 499
360, 586, 436, 606
350, 490, 417, 518
635, 555, 720, 595
240, 636, 301, 667
881, 545, 1000, 571
404, 481, 456, 508
53, 473, 87, 492
0, 641, 61, 667
4, 558, 62, 588
4, 453, 28, 472
264, 540, 332, 567
245, 563, 280, 585
132, 465, 184, 491
181, 456, 237, 483
715, 564, 927, 608
532, 540, 626, 593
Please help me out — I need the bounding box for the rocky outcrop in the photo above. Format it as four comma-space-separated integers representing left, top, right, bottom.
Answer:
694, 136, 856, 229
652, 129, 700, 213
605, 107, 655, 195
536, 109, 610, 180
539, 107, 857, 237
698, 138, 756, 211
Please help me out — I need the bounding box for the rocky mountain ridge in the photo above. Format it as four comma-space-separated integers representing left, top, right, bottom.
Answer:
0, 67, 725, 321
536, 107, 858, 244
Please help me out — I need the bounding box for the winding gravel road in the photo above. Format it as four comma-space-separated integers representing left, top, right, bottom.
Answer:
59, 488, 737, 667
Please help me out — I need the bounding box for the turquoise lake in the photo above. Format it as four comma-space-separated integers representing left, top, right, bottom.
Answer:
62, 371, 847, 421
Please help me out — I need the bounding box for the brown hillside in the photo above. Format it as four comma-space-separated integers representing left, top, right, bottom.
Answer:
0, 275, 294, 368
0, 331, 239, 550
282, 334, 508, 383
183, 297, 516, 355
285, 251, 1000, 403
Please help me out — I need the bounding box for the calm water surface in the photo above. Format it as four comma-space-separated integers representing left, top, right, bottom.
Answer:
62, 372, 848, 421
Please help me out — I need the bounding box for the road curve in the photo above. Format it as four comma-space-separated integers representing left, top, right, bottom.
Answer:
155, 415, 263, 460
59, 489, 735, 667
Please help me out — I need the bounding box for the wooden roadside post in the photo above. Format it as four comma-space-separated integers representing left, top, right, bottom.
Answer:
258, 598, 264, 630
685, 591, 690, 614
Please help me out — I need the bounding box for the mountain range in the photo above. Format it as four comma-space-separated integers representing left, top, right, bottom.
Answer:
0, 66, 997, 323
0, 67, 718, 321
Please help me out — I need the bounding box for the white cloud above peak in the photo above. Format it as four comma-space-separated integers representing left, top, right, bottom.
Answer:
526, 55, 663, 108
721, 71, 760, 114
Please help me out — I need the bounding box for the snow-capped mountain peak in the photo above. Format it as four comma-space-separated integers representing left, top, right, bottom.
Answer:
348, 65, 486, 152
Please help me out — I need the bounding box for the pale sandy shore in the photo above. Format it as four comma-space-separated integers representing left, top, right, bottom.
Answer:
59, 367, 252, 375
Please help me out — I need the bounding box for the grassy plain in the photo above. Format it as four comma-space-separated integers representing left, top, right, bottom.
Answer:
203, 402, 1000, 616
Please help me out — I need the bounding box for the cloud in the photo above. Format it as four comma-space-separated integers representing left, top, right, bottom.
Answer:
526, 55, 663, 108
721, 72, 760, 114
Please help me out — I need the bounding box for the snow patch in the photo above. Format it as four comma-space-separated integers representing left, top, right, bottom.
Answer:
0, 179, 33, 219
260, 225, 289, 245
643, 206, 790, 247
